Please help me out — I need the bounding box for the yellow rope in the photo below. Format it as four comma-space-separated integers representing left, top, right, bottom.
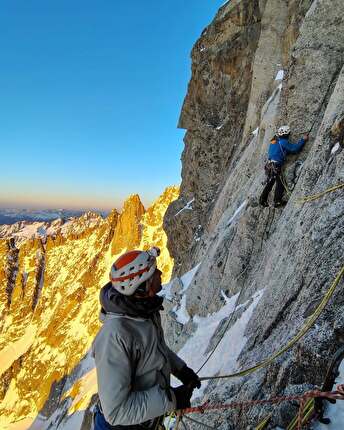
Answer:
255, 413, 272, 430
280, 171, 292, 197
298, 183, 344, 203
286, 398, 314, 430
200, 264, 344, 381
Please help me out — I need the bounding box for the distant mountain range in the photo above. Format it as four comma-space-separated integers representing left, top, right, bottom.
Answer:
0, 186, 179, 429
0, 208, 109, 225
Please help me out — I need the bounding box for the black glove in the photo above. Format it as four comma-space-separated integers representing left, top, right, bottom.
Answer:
176, 365, 201, 389
171, 384, 194, 409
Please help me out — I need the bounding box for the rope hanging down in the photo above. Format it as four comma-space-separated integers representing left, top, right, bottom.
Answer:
199, 264, 344, 381
280, 171, 292, 197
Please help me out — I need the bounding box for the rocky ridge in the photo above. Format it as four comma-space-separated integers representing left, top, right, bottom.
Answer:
164, 1, 344, 428
0, 186, 178, 429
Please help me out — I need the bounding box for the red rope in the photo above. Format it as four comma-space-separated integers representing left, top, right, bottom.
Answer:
177, 385, 344, 430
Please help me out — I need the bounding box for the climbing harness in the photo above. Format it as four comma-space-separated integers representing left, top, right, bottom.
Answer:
264, 160, 280, 178
199, 264, 344, 381
298, 183, 344, 203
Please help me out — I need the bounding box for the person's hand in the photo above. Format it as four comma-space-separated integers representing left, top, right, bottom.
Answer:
176, 365, 201, 389
171, 385, 194, 409
303, 133, 309, 141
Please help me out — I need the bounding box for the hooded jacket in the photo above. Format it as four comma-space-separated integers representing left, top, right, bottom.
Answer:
268, 136, 305, 165
92, 283, 186, 427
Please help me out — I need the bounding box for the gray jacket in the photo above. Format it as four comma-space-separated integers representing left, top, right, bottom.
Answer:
92, 303, 186, 426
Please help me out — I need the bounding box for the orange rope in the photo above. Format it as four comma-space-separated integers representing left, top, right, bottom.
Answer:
178, 385, 344, 430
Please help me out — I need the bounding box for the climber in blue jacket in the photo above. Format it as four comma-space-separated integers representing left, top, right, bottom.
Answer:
259, 125, 309, 207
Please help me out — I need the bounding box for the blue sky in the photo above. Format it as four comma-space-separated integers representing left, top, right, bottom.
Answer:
0, 0, 225, 210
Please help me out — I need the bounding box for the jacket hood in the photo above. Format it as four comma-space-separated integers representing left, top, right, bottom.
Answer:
100, 282, 164, 320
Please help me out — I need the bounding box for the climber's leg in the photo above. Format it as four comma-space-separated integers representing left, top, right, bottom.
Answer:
274, 171, 285, 206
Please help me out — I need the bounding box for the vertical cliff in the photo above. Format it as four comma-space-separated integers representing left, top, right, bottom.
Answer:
164, 0, 344, 428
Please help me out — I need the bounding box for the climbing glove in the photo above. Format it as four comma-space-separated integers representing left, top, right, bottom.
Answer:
177, 365, 201, 389
171, 384, 194, 410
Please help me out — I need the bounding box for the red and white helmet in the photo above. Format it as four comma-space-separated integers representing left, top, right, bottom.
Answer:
110, 247, 160, 296
277, 125, 291, 136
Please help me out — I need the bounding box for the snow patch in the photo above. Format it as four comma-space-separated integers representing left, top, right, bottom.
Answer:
226, 200, 247, 227
37, 226, 47, 237
173, 295, 190, 325
331, 142, 340, 154
305, 0, 320, 18
275, 70, 284, 80
180, 263, 201, 293
221, 290, 232, 304
175, 198, 194, 216
252, 127, 259, 136
263, 84, 283, 115
161, 263, 200, 306
175, 290, 264, 397
171, 263, 202, 324
160, 281, 173, 301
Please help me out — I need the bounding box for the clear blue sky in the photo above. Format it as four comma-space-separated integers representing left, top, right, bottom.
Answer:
0, 1, 224, 210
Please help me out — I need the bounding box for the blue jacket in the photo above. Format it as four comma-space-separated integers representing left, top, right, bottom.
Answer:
268, 136, 305, 165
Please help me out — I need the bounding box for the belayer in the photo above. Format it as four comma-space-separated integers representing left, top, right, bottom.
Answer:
92, 247, 201, 430
259, 125, 309, 207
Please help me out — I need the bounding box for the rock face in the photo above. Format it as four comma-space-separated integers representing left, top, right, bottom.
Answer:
111, 194, 145, 255
0, 186, 178, 429
164, 0, 344, 428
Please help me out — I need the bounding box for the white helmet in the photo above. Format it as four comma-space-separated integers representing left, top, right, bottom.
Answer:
277, 125, 291, 136
110, 247, 160, 296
